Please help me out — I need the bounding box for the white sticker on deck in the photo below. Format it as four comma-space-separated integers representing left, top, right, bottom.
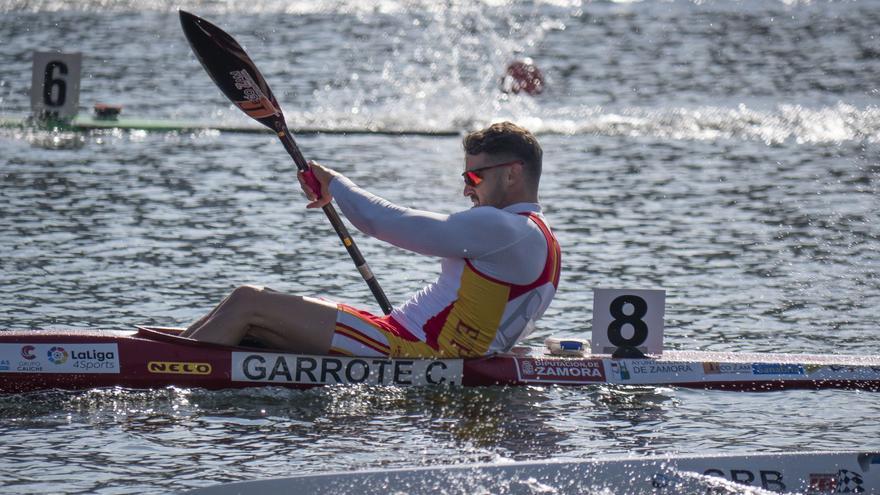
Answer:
605, 359, 702, 384
232, 352, 463, 386
0, 344, 119, 374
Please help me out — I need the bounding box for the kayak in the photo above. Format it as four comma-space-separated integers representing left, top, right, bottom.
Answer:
2, 326, 879, 393
184, 450, 880, 495
0, 114, 459, 136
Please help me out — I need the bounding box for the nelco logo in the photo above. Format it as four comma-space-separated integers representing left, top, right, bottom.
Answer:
147, 361, 212, 375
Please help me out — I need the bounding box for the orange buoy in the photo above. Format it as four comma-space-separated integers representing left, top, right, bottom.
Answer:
501, 59, 545, 96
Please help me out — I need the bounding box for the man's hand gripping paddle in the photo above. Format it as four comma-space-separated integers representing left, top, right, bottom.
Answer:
179, 10, 393, 315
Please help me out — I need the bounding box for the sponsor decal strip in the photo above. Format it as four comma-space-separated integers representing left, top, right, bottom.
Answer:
147, 361, 212, 375
515, 357, 606, 384
0, 344, 119, 374
606, 359, 702, 385
751, 363, 805, 376
660, 452, 880, 493
607, 359, 880, 385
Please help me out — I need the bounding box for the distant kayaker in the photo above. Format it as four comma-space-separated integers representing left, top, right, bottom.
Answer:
501, 59, 545, 96
182, 122, 561, 358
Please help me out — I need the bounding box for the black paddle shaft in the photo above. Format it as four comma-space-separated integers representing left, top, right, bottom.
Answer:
179, 10, 393, 315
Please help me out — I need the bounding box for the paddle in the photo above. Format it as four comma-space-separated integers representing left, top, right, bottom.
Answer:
179, 10, 393, 315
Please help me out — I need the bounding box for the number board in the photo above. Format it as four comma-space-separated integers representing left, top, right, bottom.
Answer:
30, 51, 82, 119
591, 288, 665, 356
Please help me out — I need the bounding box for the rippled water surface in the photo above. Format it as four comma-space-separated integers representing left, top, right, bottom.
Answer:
1, 1, 879, 494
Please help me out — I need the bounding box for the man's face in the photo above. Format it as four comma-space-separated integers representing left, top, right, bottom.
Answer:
462, 153, 513, 208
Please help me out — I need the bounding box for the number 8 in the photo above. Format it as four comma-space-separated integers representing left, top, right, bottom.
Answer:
607, 294, 649, 348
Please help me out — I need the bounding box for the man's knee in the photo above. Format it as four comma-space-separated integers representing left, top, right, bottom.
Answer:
231, 286, 315, 311
230, 285, 270, 304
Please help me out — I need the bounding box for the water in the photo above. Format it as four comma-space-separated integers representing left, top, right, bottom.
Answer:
0, 1, 878, 493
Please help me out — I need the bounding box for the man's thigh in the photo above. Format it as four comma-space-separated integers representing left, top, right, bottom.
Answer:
246, 292, 338, 353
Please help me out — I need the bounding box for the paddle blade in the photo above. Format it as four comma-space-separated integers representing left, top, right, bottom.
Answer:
179, 10, 284, 130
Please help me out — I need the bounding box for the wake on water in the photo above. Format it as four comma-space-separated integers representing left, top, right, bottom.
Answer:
1, 0, 878, 145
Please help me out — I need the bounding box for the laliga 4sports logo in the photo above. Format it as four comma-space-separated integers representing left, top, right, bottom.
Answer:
47, 346, 69, 365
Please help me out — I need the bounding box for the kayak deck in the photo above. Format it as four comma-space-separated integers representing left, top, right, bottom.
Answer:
0, 115, 460, 136
1, 327, 879, 393
184, 450, 880, 495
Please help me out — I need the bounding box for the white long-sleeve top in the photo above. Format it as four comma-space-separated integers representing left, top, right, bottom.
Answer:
329, 176, 557, 353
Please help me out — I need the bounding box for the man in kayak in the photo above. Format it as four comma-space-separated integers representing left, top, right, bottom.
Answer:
182, 121, 561, 358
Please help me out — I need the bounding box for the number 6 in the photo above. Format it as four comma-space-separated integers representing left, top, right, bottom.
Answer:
42, 61, 68, 107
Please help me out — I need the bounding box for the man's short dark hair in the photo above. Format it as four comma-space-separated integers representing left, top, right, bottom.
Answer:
463, 122, 542, 185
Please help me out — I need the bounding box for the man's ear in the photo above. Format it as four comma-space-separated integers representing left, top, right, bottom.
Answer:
508, 161, 525, 183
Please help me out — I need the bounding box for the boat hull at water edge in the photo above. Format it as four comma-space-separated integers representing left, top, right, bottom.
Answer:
185, 450, 880, 495
1, 327, 880, 393
0, 115, 460, 136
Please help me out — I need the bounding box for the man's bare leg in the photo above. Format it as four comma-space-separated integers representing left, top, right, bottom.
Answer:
182, 287, 284, 336
182, 285, 337, 354
182, 291, 236, 335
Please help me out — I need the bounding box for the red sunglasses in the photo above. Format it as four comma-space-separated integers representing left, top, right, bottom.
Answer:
461, 160, 522, 187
